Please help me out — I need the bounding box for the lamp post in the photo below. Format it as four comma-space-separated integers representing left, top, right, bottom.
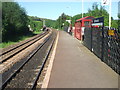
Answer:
66, 6, 72, 24
109, 0, 111, 29
102, 0, 111, 29
82, 0, 84, 18
66, 6, 73, 35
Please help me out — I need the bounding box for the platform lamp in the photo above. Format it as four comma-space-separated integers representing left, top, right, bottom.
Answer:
109, 0, 111, 29
66, 7, 72, 24
102, 0, 111, 29
82, 0, 84, 18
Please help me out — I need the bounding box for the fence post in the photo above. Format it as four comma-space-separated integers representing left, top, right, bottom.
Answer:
101, 17, 104, 61
91, 27, 92, 52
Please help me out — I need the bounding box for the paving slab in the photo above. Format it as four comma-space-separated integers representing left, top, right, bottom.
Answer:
48, 31, 118, 88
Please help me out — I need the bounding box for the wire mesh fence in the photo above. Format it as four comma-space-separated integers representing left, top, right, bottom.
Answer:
84, 27, 92, 51
103, 27, 120, 74
84, 27, 120, 75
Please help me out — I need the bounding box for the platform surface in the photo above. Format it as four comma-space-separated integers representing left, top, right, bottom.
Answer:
47, 31, 118, 88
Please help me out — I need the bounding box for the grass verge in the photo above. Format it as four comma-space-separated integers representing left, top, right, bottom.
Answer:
33, 31, 43, 34
0, 31, 43, 48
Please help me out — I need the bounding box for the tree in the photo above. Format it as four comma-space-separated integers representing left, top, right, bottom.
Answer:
55, 13, 71, 29
72, 14, 82, 26
2, 2, 29, 41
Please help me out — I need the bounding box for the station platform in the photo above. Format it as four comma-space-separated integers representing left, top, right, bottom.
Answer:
43, 31, 118, 88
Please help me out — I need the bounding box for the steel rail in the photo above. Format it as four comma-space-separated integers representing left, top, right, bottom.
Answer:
0, 31, 47, 57
0, 31, 50, 63
1, 33, 52, 90
31, 35, 55, 90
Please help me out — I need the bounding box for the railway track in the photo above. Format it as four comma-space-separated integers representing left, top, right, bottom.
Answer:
1, 29, 57, 89
0, 30, 49, 64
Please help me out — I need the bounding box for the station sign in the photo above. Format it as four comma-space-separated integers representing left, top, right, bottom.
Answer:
92, 17, 104, 23
92, 17, 104, 27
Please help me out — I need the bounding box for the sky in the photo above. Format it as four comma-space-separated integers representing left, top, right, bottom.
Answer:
15, 0, 119, 20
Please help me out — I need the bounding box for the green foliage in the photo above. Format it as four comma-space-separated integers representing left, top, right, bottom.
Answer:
87, 3, 109, 26
33, 31, 43, 35
28, 13, 70, 30
45, 19, 56, 28
72, 14, 82, 26
0, 34, 34, 48
0, 1, 2, 13
2, 2, 29, 42
28, 17, 43, 32
55, 13, 71, 29
28, 16, 56, 30
71, 2, 118, 29
111, 20, 118, 29
32, 21, 43, 31
2, 2, 118, 43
